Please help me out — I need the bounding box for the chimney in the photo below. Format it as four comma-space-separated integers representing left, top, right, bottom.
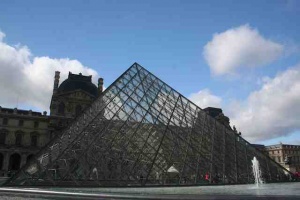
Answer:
53, 71, 60, 92
98, 78, 104, 94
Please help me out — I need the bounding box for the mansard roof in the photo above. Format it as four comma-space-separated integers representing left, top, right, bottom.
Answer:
57, 72, 98, 97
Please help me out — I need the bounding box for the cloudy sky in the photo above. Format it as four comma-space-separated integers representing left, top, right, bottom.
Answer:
0, 0, 299, 145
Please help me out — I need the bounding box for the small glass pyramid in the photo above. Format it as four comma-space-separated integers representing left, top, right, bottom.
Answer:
4, 63, 291, 186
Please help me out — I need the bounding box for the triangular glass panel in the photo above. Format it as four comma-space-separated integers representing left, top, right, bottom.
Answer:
4, 63, 292, 186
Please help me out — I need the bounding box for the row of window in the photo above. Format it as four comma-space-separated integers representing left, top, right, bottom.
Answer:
0, 131, 38, 147
272, 156, 282, 163
57, 102, 82, 116
1, 118, 39, 128
269, 150, 280, 154
272, 156, 300, 164
288, 156, 300, 163
0, 153, 34, 171
284, 150, 300, 155
269, 150, 300, 155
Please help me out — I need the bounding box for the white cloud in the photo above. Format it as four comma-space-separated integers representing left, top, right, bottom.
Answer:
203, 24, 284, 76
189, 89, 222, 109
189, 64, 300, 143
228, 63, 300, 142
0, 30, 99, 112
0, 31, 5, 41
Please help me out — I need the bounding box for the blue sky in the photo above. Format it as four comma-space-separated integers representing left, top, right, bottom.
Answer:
0, 0, 299, 145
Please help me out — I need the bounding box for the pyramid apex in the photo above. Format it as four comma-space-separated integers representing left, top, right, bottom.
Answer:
6, 63, 293, 187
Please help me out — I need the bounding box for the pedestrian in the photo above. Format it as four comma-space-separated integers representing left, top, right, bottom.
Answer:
205, 172, 210, 183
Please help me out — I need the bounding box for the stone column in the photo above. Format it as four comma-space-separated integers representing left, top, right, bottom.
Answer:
98, 78, 104, 95
3, 152, 10, 176
53, 71, 60, 92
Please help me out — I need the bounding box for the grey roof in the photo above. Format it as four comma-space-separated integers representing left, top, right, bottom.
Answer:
58, 72, 98, 97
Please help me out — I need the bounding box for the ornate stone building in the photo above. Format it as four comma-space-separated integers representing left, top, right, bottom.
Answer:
49, 71, 103, 131
0, 108, 49, 177
0, 71, 103, 177
265, 144, 300, 173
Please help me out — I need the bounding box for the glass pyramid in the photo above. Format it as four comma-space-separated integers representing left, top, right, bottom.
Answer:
5, 63, 291, 186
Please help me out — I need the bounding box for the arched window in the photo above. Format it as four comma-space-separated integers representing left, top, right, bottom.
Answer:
0, 153, 3, 170
34, 121, 39, 128
15, 131, 23, 146
0, 129, 7, 145
8, 153, 21, 171
18, 120, 24, 127
58, 102, 65, 115
27, 154, 34, 163
75, 105, 82, 116
31, 134, 38, 147
2, 118, 8, 125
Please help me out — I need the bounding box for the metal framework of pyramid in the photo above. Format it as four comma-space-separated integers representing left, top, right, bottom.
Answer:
4, 63, 292, 186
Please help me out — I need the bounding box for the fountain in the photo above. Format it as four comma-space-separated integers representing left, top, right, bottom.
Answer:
91, 167, 98, 180
252, 156, 263, 185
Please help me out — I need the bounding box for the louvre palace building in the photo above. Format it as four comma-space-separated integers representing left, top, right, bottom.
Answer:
0, 71, 104, 177
0, 63, 296, 186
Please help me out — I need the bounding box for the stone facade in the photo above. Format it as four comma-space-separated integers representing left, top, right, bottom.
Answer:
265, 144, 300, 173
49, 72, 102, 131
0, 108, 49, 176
0, 71, 103, 177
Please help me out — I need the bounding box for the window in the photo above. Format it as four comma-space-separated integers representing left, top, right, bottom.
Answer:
75, 105, 82, 116
34, 121, 39, 128
19, 120, 24, 127
58, 102, 65, 115
0, 153, 3, 170
27, 154, 34, 163
31, 135, 38, 147
15, 133, 22, 146
2, 118, 8, 125
0, 129, 7, 145
8, 153, 21, 171
50, 131, 54, 139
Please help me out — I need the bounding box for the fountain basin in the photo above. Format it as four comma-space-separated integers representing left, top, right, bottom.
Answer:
0, 182, 300, 199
